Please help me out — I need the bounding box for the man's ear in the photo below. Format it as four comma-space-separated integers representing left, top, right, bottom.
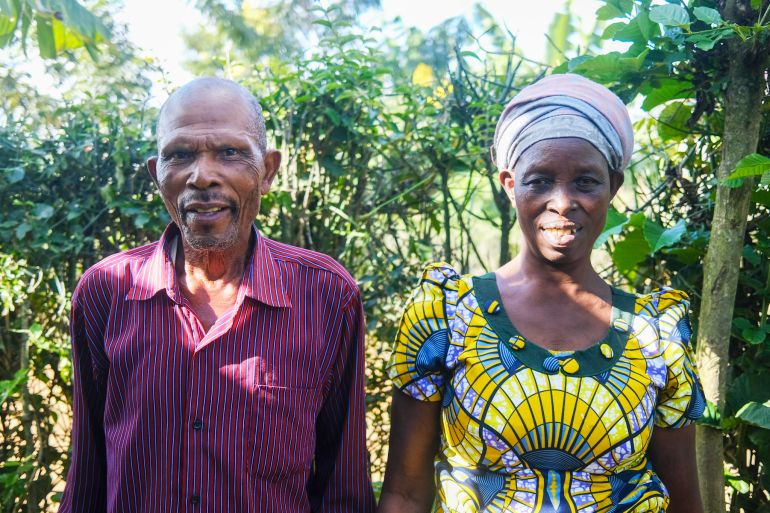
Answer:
609, 171, 625, 198
260, 149, 282, 195
146, 156, 159, 185
498, 169, 516, 207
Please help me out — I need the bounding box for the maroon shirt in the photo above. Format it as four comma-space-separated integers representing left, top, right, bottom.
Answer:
59, 224, 375, 513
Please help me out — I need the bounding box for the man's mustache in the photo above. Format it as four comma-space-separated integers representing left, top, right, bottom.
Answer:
178, 193, 238, 213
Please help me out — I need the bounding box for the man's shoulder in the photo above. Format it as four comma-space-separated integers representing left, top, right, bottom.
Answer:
75, 241, 159, 295
262, 237, 358, 292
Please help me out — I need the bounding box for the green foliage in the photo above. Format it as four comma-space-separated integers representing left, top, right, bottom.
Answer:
0, 0, 110, 58
572, 1, 770, 508
2, 0, 769, 510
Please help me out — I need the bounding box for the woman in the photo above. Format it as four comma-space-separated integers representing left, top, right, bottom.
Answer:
378, 74, 705, 513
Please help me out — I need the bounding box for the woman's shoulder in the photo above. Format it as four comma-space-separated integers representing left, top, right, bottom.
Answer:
631, 286, 691, 317
415, 261, 467, 290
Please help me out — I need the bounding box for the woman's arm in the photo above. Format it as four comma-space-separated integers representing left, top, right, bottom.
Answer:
377, 389, 442, 513
647, 424, 704, 513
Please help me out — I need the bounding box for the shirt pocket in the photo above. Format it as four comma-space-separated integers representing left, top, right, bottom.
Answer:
248, 384, 316, 479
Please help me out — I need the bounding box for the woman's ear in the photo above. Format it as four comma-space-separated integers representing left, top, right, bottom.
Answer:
498, 169, 516, 206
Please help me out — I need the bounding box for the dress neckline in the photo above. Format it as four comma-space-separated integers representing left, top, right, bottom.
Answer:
471, 272, 636, 377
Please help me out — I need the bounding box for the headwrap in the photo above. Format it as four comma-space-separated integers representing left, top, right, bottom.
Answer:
493, 73, 634, 173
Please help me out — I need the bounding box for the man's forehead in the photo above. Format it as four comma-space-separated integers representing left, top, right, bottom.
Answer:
158, 129, 258, 149
158, 88, 251, 133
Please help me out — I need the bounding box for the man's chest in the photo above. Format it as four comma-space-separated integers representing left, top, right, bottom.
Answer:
97, 297, 330, 479
101, 298, 330, 398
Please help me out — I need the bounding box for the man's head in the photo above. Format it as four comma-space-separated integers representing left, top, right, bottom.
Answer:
147, 77, 281, 252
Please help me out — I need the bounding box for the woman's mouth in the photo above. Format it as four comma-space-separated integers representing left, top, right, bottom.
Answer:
541, 225, 581, 246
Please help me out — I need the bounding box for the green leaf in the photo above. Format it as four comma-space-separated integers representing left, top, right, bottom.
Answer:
649, 4, 691, 27
736, 400, 770, 429
313, 19, 333, 28
742, 327, 766, 345
35, 14, 55, 58
5, 166, 24, 183
636, 9, 655, 41
641, 80, 693, 111
0, 0, 19, 18
568, 50, 647, 82
33, 203, 54, 219
320, 155, 343, 176
596, 4, 625, 20
643, 218, 686, 253
612, 227, 651, 274
727, 372, 770, 416
324, 107, 341, 126
0, 369, 27, 407
657, 101, 693, 141
699, 400, 722, 429
693, 6, 723, 25
761, 171, 770, 187
601, 21, 626, 40
725, 153, 770, 180
727, 477, 750, 494
685, 29, 733, 51
613, 18, 644, 43
14, 222, 30, 239
594, 207, 628, 248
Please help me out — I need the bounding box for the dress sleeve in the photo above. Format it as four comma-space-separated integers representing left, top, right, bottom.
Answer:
653, 289, 707, 428
388, 262, 459, 402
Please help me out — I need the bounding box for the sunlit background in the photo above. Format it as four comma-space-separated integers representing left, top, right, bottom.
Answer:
115, 0, 608, 100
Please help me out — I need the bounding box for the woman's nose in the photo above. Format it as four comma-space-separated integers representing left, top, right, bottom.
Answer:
547, 185, 577, 213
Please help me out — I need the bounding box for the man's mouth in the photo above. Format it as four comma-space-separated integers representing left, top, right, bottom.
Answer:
182, 201, 234, 223
188, 206, 227, 214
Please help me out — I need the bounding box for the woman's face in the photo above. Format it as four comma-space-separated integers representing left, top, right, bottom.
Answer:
499, 137, 624, 266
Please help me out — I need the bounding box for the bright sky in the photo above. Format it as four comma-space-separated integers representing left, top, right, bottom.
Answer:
114, 0, 605, 99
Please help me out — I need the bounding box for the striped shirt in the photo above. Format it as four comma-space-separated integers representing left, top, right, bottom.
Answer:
59, 223, 375, 513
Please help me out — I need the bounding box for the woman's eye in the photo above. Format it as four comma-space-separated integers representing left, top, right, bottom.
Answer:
577, 177, 600, 187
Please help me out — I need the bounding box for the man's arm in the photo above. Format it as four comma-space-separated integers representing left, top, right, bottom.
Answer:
308, 288, 375, 513
58, 278, 108, 513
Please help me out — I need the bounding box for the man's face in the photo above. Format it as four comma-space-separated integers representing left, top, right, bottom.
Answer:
147, 91, 280, 252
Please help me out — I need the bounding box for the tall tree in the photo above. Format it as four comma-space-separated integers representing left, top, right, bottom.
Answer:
695, 2, 770, 512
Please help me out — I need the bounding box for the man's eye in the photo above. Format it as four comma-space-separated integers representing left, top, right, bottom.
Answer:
525, 178, 550, 186
221, 148, 239, 157
168, 151, 191, 160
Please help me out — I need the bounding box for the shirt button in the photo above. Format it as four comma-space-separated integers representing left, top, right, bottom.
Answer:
190, 494, 200, 505
192, 418, 203, 431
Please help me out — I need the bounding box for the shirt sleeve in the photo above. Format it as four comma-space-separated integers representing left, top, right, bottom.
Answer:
308, 286, 376, 513
58, 272, 110, 512
388, 262, 459, 402
653, 289, 707, 428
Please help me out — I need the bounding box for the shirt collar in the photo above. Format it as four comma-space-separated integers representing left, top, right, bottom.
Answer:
126, 223, 291, 308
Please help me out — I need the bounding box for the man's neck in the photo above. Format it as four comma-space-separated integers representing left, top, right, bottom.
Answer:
172, 235, 253, 332
175, 236, 251, 285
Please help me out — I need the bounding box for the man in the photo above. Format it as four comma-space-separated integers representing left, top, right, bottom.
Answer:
59, 77, 375, 512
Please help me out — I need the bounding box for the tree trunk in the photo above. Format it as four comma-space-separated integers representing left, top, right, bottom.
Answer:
695, 11, 768, 512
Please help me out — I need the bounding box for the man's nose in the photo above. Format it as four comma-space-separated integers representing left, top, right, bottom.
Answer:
187, 154, 220, 189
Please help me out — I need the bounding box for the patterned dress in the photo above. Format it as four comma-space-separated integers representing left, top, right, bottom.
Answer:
388, 263, 705, 513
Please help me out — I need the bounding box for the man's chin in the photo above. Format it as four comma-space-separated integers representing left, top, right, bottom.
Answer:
180, 227, 239, 252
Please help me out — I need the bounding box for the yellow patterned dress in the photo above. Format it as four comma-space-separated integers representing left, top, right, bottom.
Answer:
388, 263, 705, 513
